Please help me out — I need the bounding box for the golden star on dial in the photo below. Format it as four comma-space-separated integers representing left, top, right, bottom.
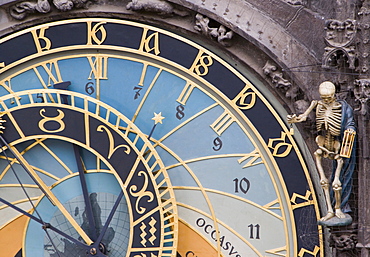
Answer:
152, 112, 165, 124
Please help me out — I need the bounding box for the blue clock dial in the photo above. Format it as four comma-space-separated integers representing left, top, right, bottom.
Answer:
0, 18, 323, 257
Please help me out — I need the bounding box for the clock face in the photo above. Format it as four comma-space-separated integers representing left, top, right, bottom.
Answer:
0, 18, 323, 257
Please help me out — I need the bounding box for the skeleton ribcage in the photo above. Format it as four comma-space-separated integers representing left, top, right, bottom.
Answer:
316, 102, 342, 136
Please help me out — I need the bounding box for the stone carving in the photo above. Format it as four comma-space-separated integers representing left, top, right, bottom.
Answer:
10, 0, 93, 20
354, 79, 370, 116
322, 19, 357, 69
126, 0, 189, 17
288, 81, 356, 226
194, 13, 234, 47
262, 60, 298, 99
330, 233, 357, 251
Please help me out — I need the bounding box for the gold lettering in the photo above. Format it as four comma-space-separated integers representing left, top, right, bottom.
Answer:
97, 125, 130, 158
238, 149, 263, 168
291, 190, 314, 210
233, 84, 256, 110
86, 21, 107, 45
139, 28, 160, 55
267, 129, 294, 157
33, 61, 63, 88
190, 50, 213, 76
298, 246, 320, 257
177, 81, 195, 105
0, 62, 5, 68
210, 110, 235, 136
31, 27, 52, 53
38, 109, 65, 133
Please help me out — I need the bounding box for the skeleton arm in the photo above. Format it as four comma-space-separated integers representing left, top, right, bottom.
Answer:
287, 100, 318, 124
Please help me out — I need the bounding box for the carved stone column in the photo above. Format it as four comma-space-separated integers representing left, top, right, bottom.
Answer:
356, 1, 370, 256
354, 80, 370, 257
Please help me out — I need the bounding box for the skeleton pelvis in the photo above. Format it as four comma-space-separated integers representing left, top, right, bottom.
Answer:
316, 135, 341, 159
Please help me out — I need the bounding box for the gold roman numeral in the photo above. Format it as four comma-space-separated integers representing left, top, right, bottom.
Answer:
266, 246, 286, 257
176, 81, 195, 105
298, 246, 320, 257
210, 110, 235, 136
238, 149, 263, 168
87, 55, 108, 100
33, 61, 63, 88
87, 55, 108, 80
290, 190, 314, 210
0, 78, 15, 95
263, 199, 281, 211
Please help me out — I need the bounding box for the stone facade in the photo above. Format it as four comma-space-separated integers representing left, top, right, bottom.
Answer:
1, 0, 370, 256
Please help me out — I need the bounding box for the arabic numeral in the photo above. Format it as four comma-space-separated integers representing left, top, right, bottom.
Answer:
233, 178, 250, 194
85, 82, 95, 95
248, 224, 260, 239
36, 93, 45, 103
176, 104, 185, 120
212, 137, 222, 151
133, 86, 142, 99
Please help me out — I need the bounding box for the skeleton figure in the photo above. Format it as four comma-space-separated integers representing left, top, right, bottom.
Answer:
288, 81, 356, 222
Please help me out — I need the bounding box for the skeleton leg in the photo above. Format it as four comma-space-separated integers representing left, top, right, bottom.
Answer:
333, 157, 345, 219
314, 149, 335, 221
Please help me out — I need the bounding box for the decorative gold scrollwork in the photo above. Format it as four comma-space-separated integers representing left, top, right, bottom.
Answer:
129, 171, 155, 214
267, 129, 294, 158
97, 125, 130, 158
233, 85, 256, 110
38, 108, 65, 133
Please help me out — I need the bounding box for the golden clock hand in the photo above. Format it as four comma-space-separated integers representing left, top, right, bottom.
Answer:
2, 139, 94, 246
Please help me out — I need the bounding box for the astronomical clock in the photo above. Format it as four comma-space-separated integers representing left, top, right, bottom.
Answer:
0, 18, 323, 257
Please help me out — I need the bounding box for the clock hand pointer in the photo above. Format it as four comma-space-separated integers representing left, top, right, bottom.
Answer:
0, 135, 94, 245
54, 81, 99, 241
95, 191, 124, 244
89, 191, 124, 257
74, 144, 98, 241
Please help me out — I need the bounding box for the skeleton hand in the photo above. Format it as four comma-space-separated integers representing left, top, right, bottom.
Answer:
346, 128, 356, 134
287, 114, 307, 123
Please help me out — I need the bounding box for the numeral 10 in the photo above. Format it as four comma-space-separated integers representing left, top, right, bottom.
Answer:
233, 177, 250, 194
